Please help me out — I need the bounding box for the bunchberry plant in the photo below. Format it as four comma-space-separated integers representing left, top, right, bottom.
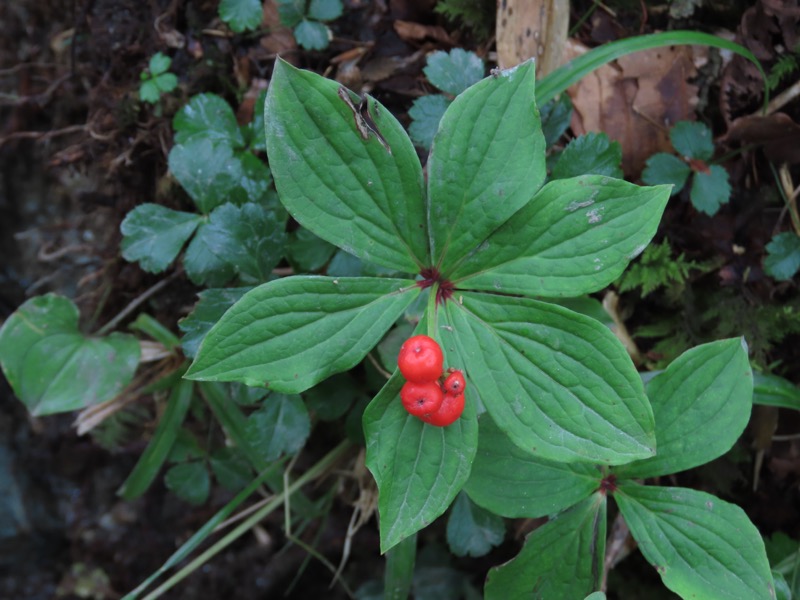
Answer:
185, 58, 673, 553
408, 48, 485, 149
139, 52, 178, 104
276, 0, 343, 50
469, 339, 774, 599
642, 120, 732, 216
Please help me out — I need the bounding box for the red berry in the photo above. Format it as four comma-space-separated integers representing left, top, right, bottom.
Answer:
397, 335, 443, 383
443, 370, 466, 395
420, 391, 465, 427
400, 381, 444, 417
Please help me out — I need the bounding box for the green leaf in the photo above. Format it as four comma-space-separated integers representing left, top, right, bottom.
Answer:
442, 293, 655, 464
198, 202, 287, 283
765, 232, 800, 281
165, 461, 211, 505
120, 204, 202, 273
219, 0, 263, 32
153, 72, 178, 94
464, 415, 599, 518
118, 378, 194, 500
427, 60, 546, 274
539, 94, 573, 147
183, 221, 236, 286
276, 0, 304, 27
616, 338, 752, 479
363, 372, 479, 553
670, 120, 714, 160
230, 151, 274, 206
244, 394, 310, 461
169, 138, 244, 214
265, 59, 428, 272
173, 93, 244, 147
754, 372, 800, 410
451, 176, 671, 298
294, 19, 331, 50
139, 80, 161, 104
178, 287, 252, 358
551, 133, 623, 180
385, 534, 416, 600
148, 52, 171, 75
303, 373, 362, 420
185, 276, 418, 392
376, 321, 416, 372
307, 0, 343, 21
615, 483, 776, 600
485, 492, 606, 600
423, 49, 485, 96
641, 153, 691, 193
287, 227, 337, 272
446, 492, 505, 557
408, 95, 450, 151
210, 447, 253, 492
690, 164, 731, 215
0, 294, 140, 416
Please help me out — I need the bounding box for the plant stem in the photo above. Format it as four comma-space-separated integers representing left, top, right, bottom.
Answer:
384, 533, 417, 600
141, 440, 352, 599
426, 282, 439, 339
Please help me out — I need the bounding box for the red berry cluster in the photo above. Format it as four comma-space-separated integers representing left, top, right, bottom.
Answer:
397, 335, 465, 427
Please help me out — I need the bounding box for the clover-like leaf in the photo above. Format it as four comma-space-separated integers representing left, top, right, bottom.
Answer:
408, 94, 450, 151
308, 0, 343, 21
616, 338, 752, 480
641, 153, 691, 193
764, 231, 800, 281
423, 49, 485, 96
120, 203, 202, 273
690, 164, 731, 215
198, 202, 286, 283
616, 483, 775, 600
186, 277, 419, 393
485, 492, 606, 599
442, 292, 655, 465
428, 60, 546, 274
169, 138, 244, 214
464, 415, 600, 518
363, 371, 478, 553
294, 19, 331, 50
219, 0, 263, 33
0, 294, 140, 415
670, 120, 714, 161
451, 176, 671, 297
265, 59, 428, 272
173, 93, 244, 147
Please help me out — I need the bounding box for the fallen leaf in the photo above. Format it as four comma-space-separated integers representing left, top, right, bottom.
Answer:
496, 0, 569, 76
725, 112, 800, 164
566, 39, 702, 177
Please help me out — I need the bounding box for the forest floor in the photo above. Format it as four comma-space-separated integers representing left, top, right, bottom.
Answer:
1, 0, 799, 598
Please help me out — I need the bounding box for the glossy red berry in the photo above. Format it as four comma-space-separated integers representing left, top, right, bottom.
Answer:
397, 335, 443, 383
443, 370, 466, 395
400, 381, 444, 417
420, 391, 465, 427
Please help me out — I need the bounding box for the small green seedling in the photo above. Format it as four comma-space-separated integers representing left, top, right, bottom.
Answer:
642, 120, 731, 215
408, 49, 485, 149
139, 52, 178, 104
276, 0, 343, 50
